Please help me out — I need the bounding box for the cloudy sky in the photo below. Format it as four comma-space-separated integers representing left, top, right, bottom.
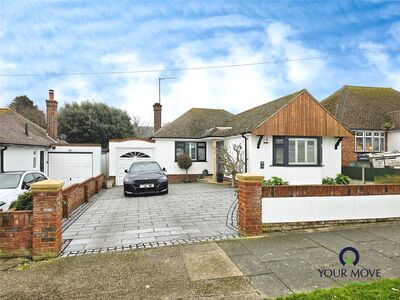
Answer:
0, 0, 399, 123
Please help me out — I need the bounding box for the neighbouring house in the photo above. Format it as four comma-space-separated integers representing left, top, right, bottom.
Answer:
321, 85, 400, 166
0, 90, 102, 186
109, 89, 352, 185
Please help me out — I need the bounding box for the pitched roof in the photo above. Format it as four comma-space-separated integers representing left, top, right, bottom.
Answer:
387, 110, 400, 130
222, 89, 305, 136
152, 89, 305, 138
321, 85, 400, 130
0, 108, 55, 146
152, 108, 234, 138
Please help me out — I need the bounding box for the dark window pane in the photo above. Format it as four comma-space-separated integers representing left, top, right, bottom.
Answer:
288, 140, 296, 163
275, 146, 284, 164
198, 147, 206, 161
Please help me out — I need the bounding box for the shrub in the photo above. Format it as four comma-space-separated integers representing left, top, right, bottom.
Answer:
263, 176, 289, 186
321, 174, 351, 185
176, 154, 192, 183
9, 191, 33, 210
335, 173, 351, 185
322, 177, 336, 185
374, 175, 400, 184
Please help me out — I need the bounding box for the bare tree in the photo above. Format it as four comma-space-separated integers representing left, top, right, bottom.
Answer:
131, 115, 154, 137
217, 143, 245, 187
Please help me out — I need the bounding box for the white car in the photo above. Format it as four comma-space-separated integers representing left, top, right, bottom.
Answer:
0, 171, 48, 211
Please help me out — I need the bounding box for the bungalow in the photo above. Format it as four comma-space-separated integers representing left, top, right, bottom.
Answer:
321, 85, 400, 166
0, 90, 101, 185
109, 89, 352, 185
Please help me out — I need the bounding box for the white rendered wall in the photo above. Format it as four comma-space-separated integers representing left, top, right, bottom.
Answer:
154, 139, 213, 175
388, 131, 400, 151
49, 145, 102, 177
109, 140, 156, 177
248, 135, 341, 185
2, 146, 48, 173
262, 195, 400, 223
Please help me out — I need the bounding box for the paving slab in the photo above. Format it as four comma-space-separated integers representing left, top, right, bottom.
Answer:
182, 244, 243, 281
247, 273, 292, 299
62, 183, 238, 253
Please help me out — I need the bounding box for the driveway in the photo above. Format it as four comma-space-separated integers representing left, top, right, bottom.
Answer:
62, 183, 238, 255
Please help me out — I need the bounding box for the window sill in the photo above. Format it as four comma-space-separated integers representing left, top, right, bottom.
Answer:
174, 160, 208, 163
270, 164, 323, 167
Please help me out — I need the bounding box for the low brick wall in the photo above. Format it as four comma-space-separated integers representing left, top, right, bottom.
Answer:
263, 218, 400, 232
94, 174, 105, 192
261, 184, 400, 232
167, 174, 202, 183
262, 184, 400, 197
62, 183, 84, 217
0, 211, 33, 257
82, 177, 96, 201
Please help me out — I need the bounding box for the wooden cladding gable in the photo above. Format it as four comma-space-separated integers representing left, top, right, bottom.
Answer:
253, 91, 352, 137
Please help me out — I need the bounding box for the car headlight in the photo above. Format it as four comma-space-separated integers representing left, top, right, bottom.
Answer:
159, 176, 167, 182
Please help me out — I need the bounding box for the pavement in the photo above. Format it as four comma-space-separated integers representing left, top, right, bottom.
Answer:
62, 183, 238, 254
1, 222, 400, 299
220, 222, 400, 298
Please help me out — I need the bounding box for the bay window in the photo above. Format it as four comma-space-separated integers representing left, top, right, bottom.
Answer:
273, 137, 321, 166
354, 131, 385, 152
175, 141, 206, 161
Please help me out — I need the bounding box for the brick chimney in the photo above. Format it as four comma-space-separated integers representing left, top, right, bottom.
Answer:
153, 102, 162, 133
46, 89, 58, 139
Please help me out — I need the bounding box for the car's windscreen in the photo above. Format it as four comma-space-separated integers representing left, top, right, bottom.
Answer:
0, 174, 21, 189
130, 162, 161, 173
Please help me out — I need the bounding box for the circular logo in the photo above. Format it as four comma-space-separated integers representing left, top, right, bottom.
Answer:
339, 247, 360, 266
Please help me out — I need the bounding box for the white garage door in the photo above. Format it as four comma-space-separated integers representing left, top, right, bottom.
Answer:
117, 148, 154, 186
49, 153, 93, 186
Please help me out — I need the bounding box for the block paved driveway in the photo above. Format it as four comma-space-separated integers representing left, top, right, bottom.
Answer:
62, 183, 238, 254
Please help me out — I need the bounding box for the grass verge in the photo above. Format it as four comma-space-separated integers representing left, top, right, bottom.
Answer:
273, 278, 400, 300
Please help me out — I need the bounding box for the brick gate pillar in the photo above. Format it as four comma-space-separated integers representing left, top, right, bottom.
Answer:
237, 174, 264, 236
31, 180, 64, 259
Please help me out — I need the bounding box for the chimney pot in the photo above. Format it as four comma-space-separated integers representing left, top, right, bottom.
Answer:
49, 89, 54, 100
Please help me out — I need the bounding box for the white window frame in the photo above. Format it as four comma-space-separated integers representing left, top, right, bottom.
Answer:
288, 138, 318, 165
354, 131, 385, 152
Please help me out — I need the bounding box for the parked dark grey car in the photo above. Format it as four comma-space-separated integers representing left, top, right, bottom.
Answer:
123, 161, 168, 196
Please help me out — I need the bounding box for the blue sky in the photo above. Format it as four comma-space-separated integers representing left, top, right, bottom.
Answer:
0, 0, 399, 123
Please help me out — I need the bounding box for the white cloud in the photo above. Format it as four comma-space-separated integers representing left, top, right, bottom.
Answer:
93, 21, 332, 124
360, 41, 400, 89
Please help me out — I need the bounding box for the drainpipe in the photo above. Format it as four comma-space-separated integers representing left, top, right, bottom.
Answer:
0, 146, 7, 173
241, 132, 249, 173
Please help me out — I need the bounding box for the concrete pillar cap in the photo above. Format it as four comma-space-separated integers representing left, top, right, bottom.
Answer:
31, 180, 64, 191
237, 173, 264, 182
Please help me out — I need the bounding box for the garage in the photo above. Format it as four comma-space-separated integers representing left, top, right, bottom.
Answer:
108, 138, 156, 186
116, 148, 155, 185
49, 152, 93, 185
48, 145, 102, 186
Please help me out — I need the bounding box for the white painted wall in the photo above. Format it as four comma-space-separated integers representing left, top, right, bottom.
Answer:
262, 195, 400, 223
388, 130, 400, 151
154, 139, 213, 175
2, 145, 48, 173
248, 135, 341, 184
48, 145, 102, 177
